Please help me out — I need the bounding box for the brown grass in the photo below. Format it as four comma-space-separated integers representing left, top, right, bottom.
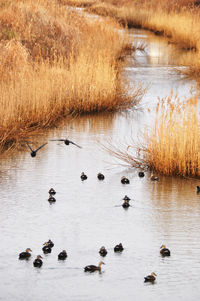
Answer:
105, 90, 200, 177
0, 0, 143, 153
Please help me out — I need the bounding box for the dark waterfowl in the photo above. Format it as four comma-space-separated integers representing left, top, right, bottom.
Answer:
123, 195, 131, 201
81, 172, 87, 181
99, 246, 107, 257
58, 250, 67, 260
33, 255, 43, 268
26, 142, 47, 157
160, 245, 171, 257
48, 195, 56, 203
122, 200, 130, 208
150, 173, 159, 181
121, 176, 130, 184
49, 188, 56, 195
50, 138, 82, 148
197, 186, 200, 193
144, 272, 157, 283
43, 239, 54, 248
97, 173, 105, 180
138, 171, 145, 177
42, 243, 52, 254
114, 243, 124, 252
19, 248, 32, 260
84, 261, 105, 273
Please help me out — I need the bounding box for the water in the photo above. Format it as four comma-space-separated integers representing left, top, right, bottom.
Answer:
1, 28, 200, 301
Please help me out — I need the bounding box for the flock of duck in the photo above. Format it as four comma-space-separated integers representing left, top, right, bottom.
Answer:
20, 138, 170, 283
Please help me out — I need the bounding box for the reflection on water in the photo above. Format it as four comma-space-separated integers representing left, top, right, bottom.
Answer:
0, 29, 200, 301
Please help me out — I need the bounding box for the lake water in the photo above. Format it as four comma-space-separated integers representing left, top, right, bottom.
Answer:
1, 27, 200, 301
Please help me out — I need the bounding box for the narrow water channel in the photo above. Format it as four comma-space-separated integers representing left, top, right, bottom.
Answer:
1, 28, 200, 301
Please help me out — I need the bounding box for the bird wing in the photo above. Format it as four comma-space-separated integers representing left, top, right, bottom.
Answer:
69, 140, 82, 148
35, 143, 48, 152
26, 142, 33, 152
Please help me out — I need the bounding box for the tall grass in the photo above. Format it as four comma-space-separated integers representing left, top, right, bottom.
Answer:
0, 0, 143, 153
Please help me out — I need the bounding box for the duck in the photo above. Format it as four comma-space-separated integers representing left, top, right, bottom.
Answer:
114, 243, 124, 252
19, 248, 32, 260
123, 195, 131, 201
81, 172, 87, 181
150, 172, 159, 181
58, 250, 67, 260
49, 188, 56, 195
33, 255, 43, 268
26, 142, 48, 157
48, 195, 56, 203
122, 200, 130, 208
196, 186, 200, 193
42, 243, 52, 254
50, 138, 82, 148
138, 171, 145, 177
121, 176, 130, 184
160, 245, 171, 256
84, 261, 105, 272
97, 173, 105, 180
144, 272, 157, 283
44, 239, 54, 248
99, 246, 107, 257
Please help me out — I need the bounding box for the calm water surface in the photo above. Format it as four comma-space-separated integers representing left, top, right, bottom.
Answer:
1, 28, 200, 301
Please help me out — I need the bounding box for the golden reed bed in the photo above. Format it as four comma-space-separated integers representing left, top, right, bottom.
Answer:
0, 0, 143, 153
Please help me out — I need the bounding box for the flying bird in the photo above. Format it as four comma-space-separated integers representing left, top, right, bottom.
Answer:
26, 142, 48, 157
50, 139, 82, 148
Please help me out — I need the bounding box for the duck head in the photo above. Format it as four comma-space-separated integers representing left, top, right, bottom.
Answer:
151, 272, 157, 277
160, 245, 166, 249
26, 248, 32, 253
37, 255, 43, 259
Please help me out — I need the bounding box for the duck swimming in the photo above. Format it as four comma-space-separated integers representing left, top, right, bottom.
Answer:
97, 173, 105, 180
114, 243, 124, 252
144, 272, 157, 283
150, 172, 159, 181
160, 245, 171, 256
123, 195, 131, 201
49, 188, 56, 195
138, 171, 145, 177
99, 246, 107, 257
42, 243, 52, 254
58, 250, 67, 260
26, 142, 48, 157
122, 200, 130, 208
50, 138, 82, 148
84, 261, 105, 272
44, 239, 54, 248
19, 248, 32, 260
81, 172, 87, 181
121, 176, 130, 184
48, 195, 56, 203
33, 255, 43, 268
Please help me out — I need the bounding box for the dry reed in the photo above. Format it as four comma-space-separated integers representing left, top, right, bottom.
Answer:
0, 0, 143, 153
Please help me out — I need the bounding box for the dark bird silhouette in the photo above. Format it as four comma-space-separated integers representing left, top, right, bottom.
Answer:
144, 272, 157, 283
99, 246, 107, 257
58, 250, 67, 260
50, 139, 82, 148
81, 172, 87, 181
197, 186, 200, 193
42, 243, 52, 254
49, 188, 56, 195
138, 171, 145, 177
84, 261, 105, 272
43, 240, 54, 248
26, 142, 47, 157
114, 243, 124, 252
19, 248, 32, 260
33, 255, 43, 267
121, 176, 130, 184
123, 195, 131, 201
122, 200, 130, 208
48, 195, 56, 203
97, 173, 105, 180
160, 245, 171, 257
